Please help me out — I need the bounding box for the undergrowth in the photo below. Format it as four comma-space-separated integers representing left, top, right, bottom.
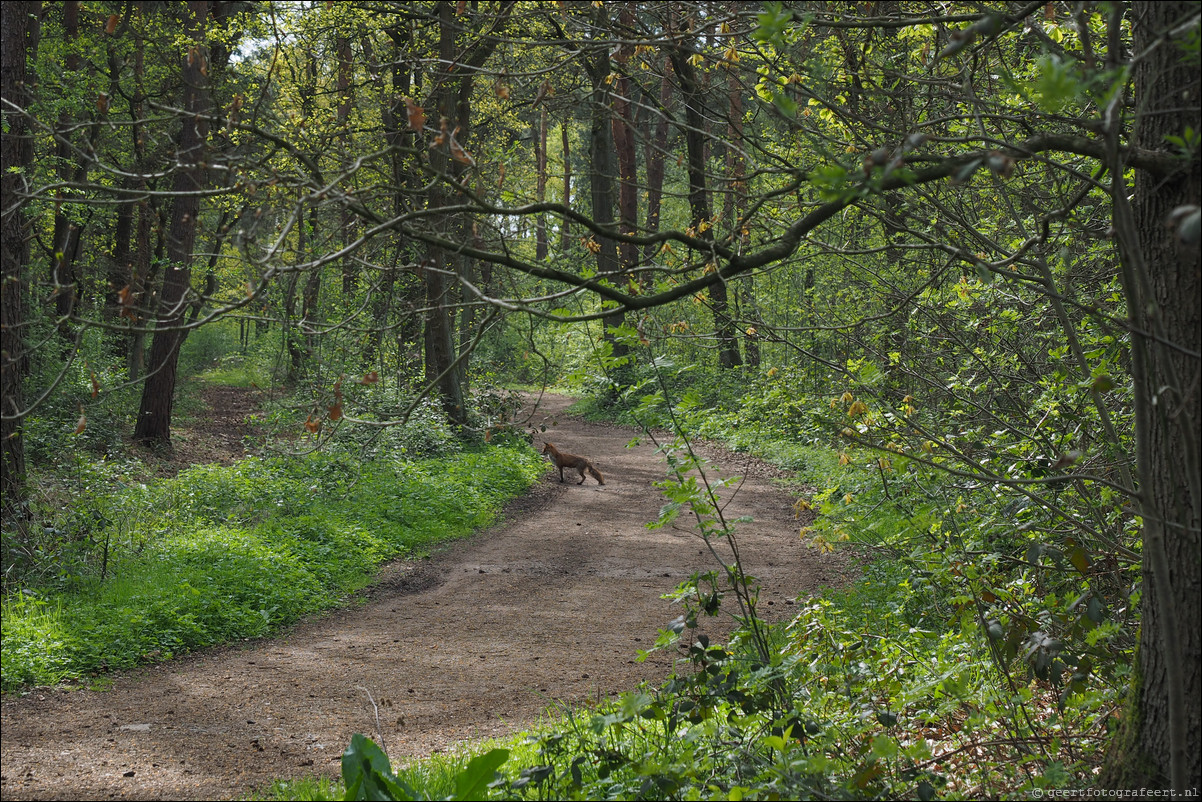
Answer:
1, 442, 543, 691
313, 369, 1132, 800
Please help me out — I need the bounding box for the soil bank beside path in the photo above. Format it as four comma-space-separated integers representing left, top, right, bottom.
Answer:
1, 393, 853, 800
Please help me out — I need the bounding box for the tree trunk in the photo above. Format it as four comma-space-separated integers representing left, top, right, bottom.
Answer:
124, 12, 151, 381
559, 118, 572, 252
1, 1, 39, 526
585, 15, 628, 373
1101, 2, 1201, 792
642, 58, 672, 268
421, 0, 511, 426
612, 6, 640, 278
670, 25, 741, 368
724, 54, 758, 368
336, 31, 357, 295
425, 2, 468, 427
535, 105, 548, 261
367, 25, 412, 367
49, 1, 83, 336
133, 0, 210, 446
300, 205, 321, 364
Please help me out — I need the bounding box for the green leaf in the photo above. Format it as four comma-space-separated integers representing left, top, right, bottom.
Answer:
341, 734, 417, 801
856, 360, 884, 386
1068, 546, 1091, 575
453, 748, 509, 800
810, 164, 849, 200
771, 89, 798, 118
1030, 55, 1083, 113
1025, 543, 1043, 564
753, 3, 793, 44
871, 734, 899, 758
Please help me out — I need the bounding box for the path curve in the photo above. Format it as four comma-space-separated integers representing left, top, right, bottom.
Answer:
1, 394, 852, 800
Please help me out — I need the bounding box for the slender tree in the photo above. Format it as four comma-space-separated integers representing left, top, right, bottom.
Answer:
669, 10, 740, 368
422, 0, 513, 426
48, 1, 85, 337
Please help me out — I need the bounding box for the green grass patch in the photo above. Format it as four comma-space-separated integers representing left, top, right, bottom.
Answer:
197, 360, 272, 389
249, 775, 344, 801
2, 444, 543, 691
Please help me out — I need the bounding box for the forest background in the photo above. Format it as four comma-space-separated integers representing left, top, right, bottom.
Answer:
1, 1, 1198, 798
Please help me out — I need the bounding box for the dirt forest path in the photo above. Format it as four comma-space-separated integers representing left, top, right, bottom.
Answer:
0, 393, 854, 801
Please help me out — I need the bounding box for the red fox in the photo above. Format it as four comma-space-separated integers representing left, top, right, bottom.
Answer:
542, 442, 605, 485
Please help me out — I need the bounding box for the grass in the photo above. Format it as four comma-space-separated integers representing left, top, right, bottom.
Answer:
197, 355, 274, 389
249, 775, 344, 801
1, 442, 544, 691
252, 729, 551, 801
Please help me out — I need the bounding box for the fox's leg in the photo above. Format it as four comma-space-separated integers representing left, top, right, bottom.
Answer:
558, 465, 565, 482
576, 466, 586, 484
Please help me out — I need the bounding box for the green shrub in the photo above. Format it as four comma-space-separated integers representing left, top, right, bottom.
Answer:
1, 442, 543, 691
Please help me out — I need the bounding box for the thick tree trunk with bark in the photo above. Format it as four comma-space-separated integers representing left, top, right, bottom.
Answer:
1101, 2, 1201, 793
425, 4, 468, 427
118, 15, 152, 380
612, 6, 640, 278
421, 1, 511, 427
559, 119, 572, 252
724, 57, 759, 368
642, 58, 673, 268
49, 1, 84, 334
1, 1, 39, 525
133, 1, 210, 446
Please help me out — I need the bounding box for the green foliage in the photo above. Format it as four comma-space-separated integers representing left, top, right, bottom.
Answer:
179, 320, 242, 377
341, 734, 508, 801
0, 592, 75, 688
20, 327, 138, 463
1, 444, 543, 691
439, 353, 1126, 797
251, 775, 346, 801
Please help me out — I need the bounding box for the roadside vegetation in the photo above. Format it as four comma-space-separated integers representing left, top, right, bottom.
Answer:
2, 324, 542, 691
256, 348, 1131, 800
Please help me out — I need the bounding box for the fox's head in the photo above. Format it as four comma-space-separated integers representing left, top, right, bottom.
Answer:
541, 442, 553, 454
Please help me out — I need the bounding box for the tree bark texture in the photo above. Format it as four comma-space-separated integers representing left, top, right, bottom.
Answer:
133, 1, 210, 445
559, 118, 572, 252
1102, 2, 1201, 793
1, 1, 39, 523
536, 106, 548, 261
50, 1, 84, 332
641, 58, 673, 269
